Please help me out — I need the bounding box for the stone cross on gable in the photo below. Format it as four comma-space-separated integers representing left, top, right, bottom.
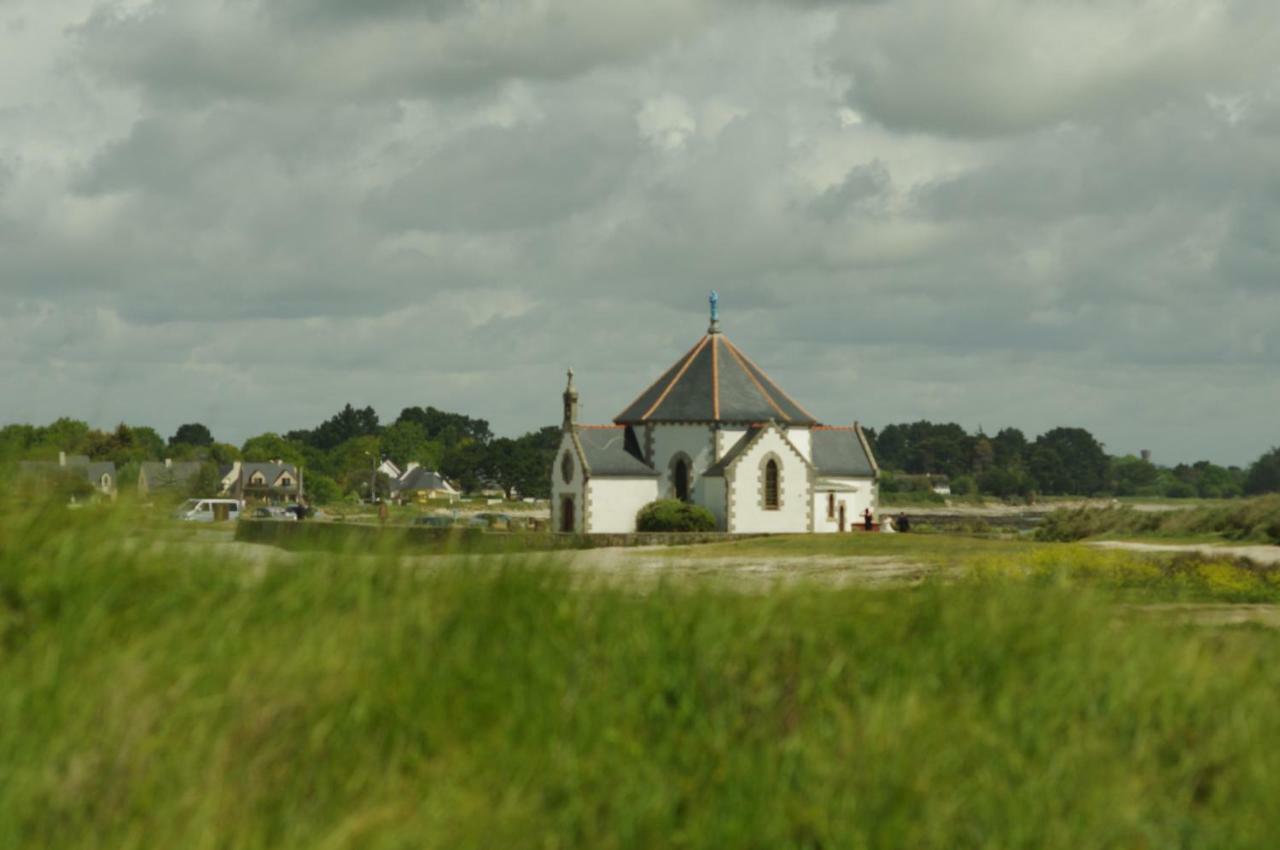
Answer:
708, 290, 720, 333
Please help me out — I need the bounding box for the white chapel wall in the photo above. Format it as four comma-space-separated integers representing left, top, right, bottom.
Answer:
550, 432, 586, 533
650, 424, 716, 499
700, 477, 727, 530
586, 478, 659, 533
784, 427, 811, 463
726, 428, 811, 534
715, 427, 749, 459
811, 477, 877, 534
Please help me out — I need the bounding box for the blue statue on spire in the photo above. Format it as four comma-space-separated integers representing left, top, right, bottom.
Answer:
709, 290, 719, 330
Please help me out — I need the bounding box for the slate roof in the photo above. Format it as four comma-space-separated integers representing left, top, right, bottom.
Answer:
811, 427, 877, 477
139, 461, 204, 488
575, 426, 658, 477
234, 462, 300, 489
614, 333, 817, 426
18, 458, 117, 487
395, 467, 456, 493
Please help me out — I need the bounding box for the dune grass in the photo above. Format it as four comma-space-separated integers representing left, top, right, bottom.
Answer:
1035, 496, 1280, 544
5, 501, 1280, 847
670, 532, 1280, 602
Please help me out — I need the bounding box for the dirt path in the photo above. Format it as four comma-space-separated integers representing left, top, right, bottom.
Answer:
1126, 603, 1280, 627
563, 547, 932, 587
1089, 540, 1280, 565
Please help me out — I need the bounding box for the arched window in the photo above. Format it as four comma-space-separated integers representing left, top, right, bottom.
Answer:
827, 492, 836, 519
674, 458, 690, 502
764, 460, 780, 510
560, 496, 575, 532
561, 451, 574, 484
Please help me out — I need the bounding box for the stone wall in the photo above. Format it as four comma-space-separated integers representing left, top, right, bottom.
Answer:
235, 520, 766, 554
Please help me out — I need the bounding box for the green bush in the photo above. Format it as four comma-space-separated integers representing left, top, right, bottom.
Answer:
635, 499, 717, 532
303, 473, 340, 505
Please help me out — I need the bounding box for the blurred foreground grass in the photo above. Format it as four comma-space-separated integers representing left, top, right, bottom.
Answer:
4, 501, 1280, 848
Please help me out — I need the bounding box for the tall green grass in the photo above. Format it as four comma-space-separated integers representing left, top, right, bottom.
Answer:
1036, 496, 1280, 543
4, 502, 1280, 847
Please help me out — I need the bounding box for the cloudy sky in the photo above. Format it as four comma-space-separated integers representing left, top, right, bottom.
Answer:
2, 0, 1278, 464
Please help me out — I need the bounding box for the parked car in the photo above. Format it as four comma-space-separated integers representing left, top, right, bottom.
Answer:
175, 498, 243, 522
251, 506, 297, 521
469, 512, 513, 529
413, 515, 455, 528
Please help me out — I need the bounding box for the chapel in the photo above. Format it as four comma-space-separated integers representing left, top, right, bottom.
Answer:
551, 295, 879, 534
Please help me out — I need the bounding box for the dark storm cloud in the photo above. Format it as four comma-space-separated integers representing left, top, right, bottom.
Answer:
76, 0, 719, 103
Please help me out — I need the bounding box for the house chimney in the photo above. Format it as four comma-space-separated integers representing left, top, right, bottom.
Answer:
59, 451, 66, 467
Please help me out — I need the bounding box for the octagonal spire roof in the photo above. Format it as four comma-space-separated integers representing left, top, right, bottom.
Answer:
614, 332, 818, 426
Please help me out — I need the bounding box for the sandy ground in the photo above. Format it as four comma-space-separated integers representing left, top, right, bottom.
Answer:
562, 546, 932, 588
1089, 540, 1280, 566
156, 526, 1280, 623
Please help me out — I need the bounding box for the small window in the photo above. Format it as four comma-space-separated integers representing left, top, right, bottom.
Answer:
279, 476, 292, 487
561, 451, 574, 484
764, 460, 779, 510
250, 473, 266, 485
827, 492, 835, 519
674, 459, 690, 502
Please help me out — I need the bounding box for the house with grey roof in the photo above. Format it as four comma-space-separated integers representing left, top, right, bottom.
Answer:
17, 452, 118, 500
392, 465, 460, 503
218, 461, 302, 504
551, 295, 879, 534
138, 459, 205, 496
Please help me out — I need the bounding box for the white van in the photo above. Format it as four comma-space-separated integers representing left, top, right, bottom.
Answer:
175, 498, 243, 522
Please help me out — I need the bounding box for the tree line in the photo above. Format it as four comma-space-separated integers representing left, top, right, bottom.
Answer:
864, 421, 1279, 499
0, 406, 560, 503
3, 412, 1279, 502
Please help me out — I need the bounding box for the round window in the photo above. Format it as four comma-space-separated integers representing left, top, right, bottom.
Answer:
561, 451, 574, 484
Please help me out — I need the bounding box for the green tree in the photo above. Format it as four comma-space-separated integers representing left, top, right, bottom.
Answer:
396, 406, 492, 447
187, 463, 225, 499
484, 429, 559, 500
1111, 455, 1159, 496
977, 467, 1035, 499
992, 428, 1028, 470
872, 421, 972, 477
329, 436, 385, 494
37, 417, 91, 453
441, 441, 492, 494
1029, 428, 1108, 495
1245, 447, 1280, 495
293, 404, 381, 451
170, 423, 214, 447
304, 473, 340, 506
380, 420, 442, 470
972, 435, 994, 474
241, 433, 307, 466
85, 424, 165, 466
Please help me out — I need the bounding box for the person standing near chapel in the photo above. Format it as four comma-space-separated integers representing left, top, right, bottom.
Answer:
863, 507, 874, 532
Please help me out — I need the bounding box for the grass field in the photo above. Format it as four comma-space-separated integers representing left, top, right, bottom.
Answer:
4, 500, 1280, 848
